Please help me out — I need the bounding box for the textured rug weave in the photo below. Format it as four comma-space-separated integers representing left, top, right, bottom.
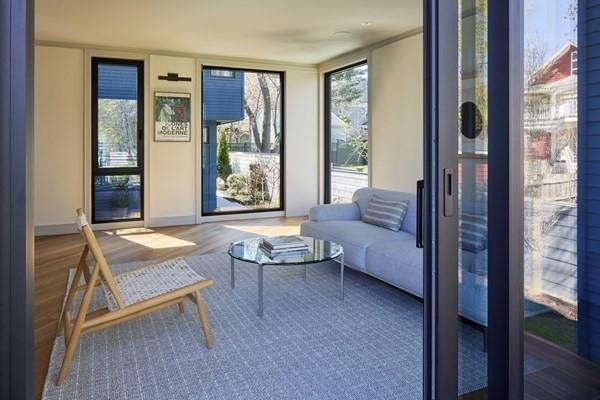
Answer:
43, 252, 491, 400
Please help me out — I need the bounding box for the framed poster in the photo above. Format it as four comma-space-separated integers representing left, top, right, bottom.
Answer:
154, 92, 191, 142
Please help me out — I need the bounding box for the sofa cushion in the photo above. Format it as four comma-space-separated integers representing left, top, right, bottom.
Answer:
309, 202, 360, 222
300, 220, 412, 272
365, 239, 423, 298
352, 187, 418, 236
459, 211, 488, 252
459, 269, 488, 325
362, 195, 409, 231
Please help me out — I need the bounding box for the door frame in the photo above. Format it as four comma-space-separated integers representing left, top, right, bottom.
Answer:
424, 0, 524, 399
423, 0, 459, 397
0, 0, 35, 398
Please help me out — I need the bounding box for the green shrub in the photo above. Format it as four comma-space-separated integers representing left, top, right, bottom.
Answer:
227, 174, 249, 196
217, 130, 233, 182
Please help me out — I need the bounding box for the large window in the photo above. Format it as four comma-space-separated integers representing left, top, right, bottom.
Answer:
324, 62, 369, 203
201, 67, 284, 215
523, 0, 578, 353
91, 58, 144, 223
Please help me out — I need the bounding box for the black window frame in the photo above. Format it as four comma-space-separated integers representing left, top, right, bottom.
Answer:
323, 60, 368, 204
200, 65, 286, 217
91, 57, 145, 224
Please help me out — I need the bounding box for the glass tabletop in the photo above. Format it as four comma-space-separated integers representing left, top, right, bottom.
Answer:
228, 236, 343, 265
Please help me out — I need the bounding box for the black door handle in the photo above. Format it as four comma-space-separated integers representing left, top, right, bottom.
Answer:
416, 179, 424, 248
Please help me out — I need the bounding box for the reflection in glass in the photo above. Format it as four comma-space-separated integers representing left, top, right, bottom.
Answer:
523, 0, 579, 353
458, 0, 489, 396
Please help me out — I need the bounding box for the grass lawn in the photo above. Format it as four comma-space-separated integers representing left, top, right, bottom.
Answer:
525, 311, 577, 352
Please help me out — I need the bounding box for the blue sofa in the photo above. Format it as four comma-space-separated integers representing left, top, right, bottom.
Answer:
301, 188, 423, 297
301, 187, 489, 328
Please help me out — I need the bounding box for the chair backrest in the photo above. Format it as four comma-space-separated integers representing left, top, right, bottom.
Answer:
75, 209, 126, 309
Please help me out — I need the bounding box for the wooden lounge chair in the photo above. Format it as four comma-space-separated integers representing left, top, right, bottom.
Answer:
55, 208, 214, 385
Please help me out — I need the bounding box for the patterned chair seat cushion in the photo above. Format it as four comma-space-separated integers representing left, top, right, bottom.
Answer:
102, 257, 206, 311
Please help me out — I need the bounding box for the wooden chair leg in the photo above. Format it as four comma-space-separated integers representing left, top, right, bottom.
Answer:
193, 291, 213, 349
56, 327, 83, 385
56, 265, 84, 337
56, 267, 99, 385
178, 301, 185, 315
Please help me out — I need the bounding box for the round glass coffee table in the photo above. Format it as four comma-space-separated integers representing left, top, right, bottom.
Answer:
228, 236, 344, 317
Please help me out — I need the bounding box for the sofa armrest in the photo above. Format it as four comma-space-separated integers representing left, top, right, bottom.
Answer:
309, 203, 361, 222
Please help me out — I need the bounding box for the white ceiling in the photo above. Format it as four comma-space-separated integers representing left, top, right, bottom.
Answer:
35, 0, 422, 65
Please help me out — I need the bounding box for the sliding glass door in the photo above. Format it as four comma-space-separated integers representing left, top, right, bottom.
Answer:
425, 0, 523, 398
324, 62, 369, 203
91, 58, 144, 223
201, 67, 284, 216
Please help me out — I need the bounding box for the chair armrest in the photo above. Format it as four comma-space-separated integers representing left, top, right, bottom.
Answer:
309, 203, 361, 222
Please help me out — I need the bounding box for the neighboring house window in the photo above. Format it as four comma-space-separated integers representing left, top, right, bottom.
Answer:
210, 69, 235, 79
571, 50, 578, 75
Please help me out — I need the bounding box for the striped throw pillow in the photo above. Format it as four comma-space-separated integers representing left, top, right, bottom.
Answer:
362, 195, 409, 231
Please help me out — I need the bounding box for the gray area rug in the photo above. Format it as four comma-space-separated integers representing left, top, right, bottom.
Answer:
43, 252, 493, 399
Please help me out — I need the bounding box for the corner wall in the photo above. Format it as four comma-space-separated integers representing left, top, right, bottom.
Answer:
370, 34, 423, 193
317, 32, 424, 200
34, 46, 84, 232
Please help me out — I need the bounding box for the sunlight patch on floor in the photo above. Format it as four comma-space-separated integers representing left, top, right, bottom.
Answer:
221, 224, 300, 236
120, 233, 196, 249
115, 228, 155, 235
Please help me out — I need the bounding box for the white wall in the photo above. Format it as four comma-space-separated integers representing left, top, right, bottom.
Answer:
148, 55, 197, 226
284, 69, 319, 216
370, 33, 423, 192
34, 46, 84, 232
34, 45, 319, 234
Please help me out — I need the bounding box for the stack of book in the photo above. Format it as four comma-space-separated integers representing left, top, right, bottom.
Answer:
260, 236, 308, 258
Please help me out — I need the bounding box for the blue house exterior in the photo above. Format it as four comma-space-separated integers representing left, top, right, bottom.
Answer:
202, 68, 245, 214
578, 0, 600, 363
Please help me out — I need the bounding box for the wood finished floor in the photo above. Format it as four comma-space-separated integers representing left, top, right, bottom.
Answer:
35, 217, 600, 399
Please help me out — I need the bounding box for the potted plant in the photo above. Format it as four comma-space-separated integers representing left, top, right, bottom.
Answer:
110, 176, 130, 218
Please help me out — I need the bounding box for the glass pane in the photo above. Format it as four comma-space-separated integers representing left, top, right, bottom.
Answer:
97, 63, 139, 168
523, 0, 583, 388
94, 175, 142, 221
458, 0, 489, 396
328, 64, 369, 203
523, 0, 578, 353
202, 68, 283, 214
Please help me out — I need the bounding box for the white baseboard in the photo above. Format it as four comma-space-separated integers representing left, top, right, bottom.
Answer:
147, 215, 196, 227
35, 224, 78, 236
199, 211, 285, 223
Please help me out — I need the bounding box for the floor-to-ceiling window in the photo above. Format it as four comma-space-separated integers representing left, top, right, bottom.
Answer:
324, 62, 369, 204
201, 67, 284, 216
91, 58, 144, 223
522, 0, 579, 354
